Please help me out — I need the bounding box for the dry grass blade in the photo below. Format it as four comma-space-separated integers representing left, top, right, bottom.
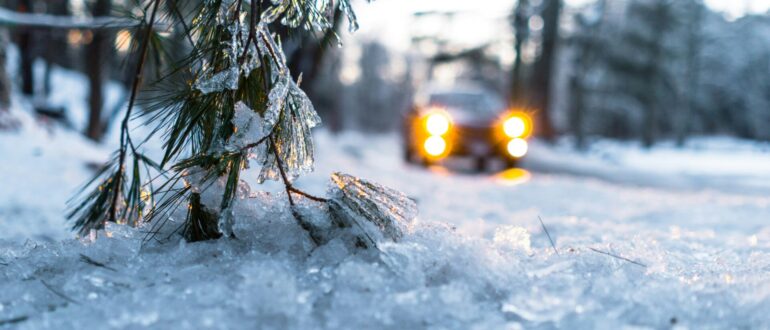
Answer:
539, 216, 558, 255
588, 247, 647, 268
40, 280, 80, 305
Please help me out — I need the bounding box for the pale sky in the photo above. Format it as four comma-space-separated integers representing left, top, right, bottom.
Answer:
349, 0, 770, 53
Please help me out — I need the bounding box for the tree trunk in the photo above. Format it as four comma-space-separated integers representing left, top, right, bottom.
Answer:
85, 0, 112, 141
676, 2, 703, 147
0, 29, 11, 111
531, 0, 561, 141
17, 0, 34, 96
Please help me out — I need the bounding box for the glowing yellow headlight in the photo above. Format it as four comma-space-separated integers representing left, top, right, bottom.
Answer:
507, 138, 528, 158
425, 113, 451, 136
424, 136, 447, 156
503, 116, 527, 138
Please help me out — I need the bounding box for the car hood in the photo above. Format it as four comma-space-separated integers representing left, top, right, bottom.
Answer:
445, 107, 499, 128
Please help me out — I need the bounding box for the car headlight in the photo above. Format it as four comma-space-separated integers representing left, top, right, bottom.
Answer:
503, 113, 531, 138
423, 136, 447, 156
507, 138, 528, 157
425, 112, 451, 136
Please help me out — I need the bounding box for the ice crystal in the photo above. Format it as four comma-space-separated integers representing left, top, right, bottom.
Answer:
218, 205, 235, 238
327, 172, 418, 247
195, 66, 240, 95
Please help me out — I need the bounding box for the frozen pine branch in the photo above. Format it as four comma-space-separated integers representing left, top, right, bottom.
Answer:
67, 0, 419, 249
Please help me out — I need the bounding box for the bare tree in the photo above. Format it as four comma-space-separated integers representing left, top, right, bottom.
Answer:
530, 0, 561, 141
511, 0, 529, 104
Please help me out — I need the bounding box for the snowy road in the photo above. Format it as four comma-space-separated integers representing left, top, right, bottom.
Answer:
2, 127, 770, 328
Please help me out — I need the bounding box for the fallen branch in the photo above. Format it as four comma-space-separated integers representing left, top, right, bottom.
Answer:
588, 247, 647, 268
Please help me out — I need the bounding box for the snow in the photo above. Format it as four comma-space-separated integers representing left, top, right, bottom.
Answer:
2, 69, 770, 328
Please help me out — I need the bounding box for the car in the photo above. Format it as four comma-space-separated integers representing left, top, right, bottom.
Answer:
402, 87, 533, 171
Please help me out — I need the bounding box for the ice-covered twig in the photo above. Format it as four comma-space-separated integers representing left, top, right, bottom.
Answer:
269, 135, 323, 245
79, 254, 118, 272
289, 187, 328, 203
588, 247, 647, 268
539, 216, 558, 255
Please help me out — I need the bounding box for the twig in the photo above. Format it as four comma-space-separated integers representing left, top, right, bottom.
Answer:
588, 247, 647, 268
539, 216, 558, 255
267, 136, 328, 203
40, 280, 80, 305
270, 136, 295, 206
0, 315, 28, 326
79, 254, 118, 272
270, 136, 322, 245
289, 187, 329, 203
109, 0, 161, 224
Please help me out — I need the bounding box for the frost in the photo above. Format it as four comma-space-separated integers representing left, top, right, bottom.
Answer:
327, 172, 417, 247
493, 225, 532, 254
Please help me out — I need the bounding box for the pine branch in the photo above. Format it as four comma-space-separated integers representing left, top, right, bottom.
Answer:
110, 0, 161, 224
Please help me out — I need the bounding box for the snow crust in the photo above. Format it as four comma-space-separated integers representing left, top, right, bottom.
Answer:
3, 129, 770, 328
2, 67, 770, 328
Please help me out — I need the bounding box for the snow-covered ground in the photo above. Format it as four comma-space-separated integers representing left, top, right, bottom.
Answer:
2, 70, 770, 328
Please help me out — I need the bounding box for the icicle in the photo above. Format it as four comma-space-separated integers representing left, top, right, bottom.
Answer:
256, 22, 287, 74
261, 0, 290, 24
257, 73, 322, 183
263, 74, 291, 129
338, 0, 360, 32
327, 172, 417, 247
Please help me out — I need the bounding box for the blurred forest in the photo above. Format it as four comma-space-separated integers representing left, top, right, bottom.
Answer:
0, 0, 768, 148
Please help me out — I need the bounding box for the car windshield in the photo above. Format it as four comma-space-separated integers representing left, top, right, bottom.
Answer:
428, 92, 502, 116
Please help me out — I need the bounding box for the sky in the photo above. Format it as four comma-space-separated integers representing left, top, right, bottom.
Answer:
349, 0, 770, 53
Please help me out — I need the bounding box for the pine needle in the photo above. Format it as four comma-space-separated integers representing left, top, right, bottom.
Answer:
79, 254, 118, 272
0, 315, 28, 326
40, 280, 80, 305
588, 247, 647, 268
539, 216, 558, 255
